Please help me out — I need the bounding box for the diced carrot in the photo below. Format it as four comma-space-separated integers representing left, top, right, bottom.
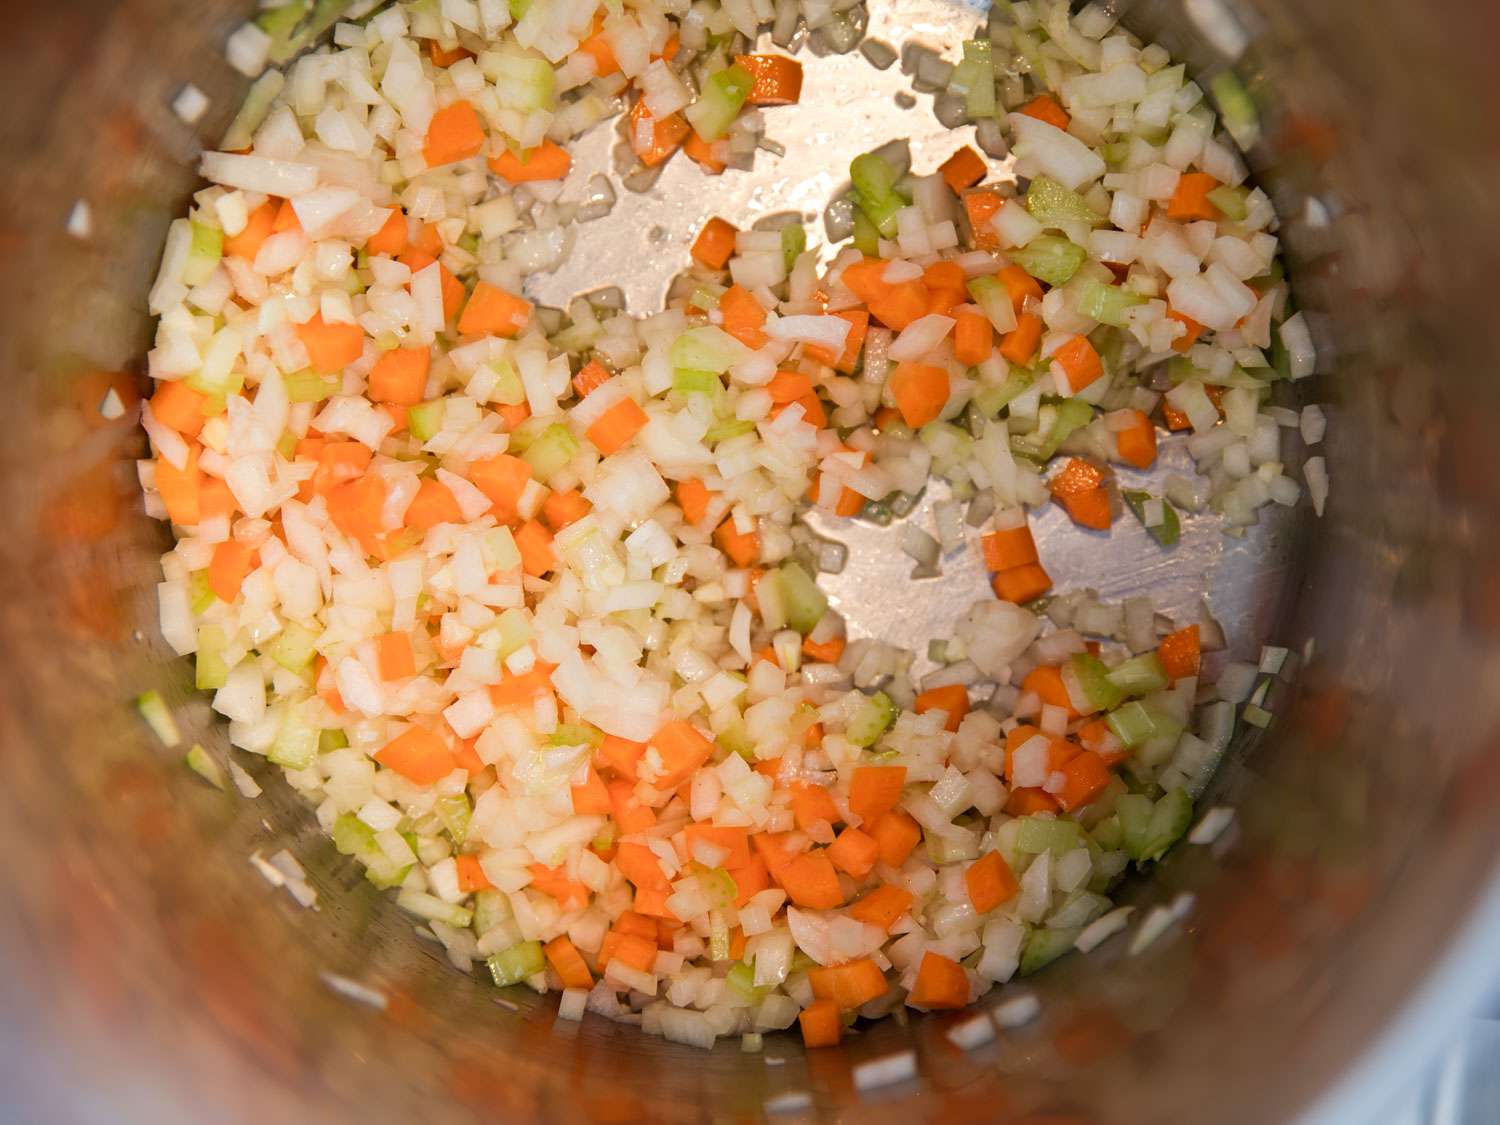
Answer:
809, 959, 887, 1009
848, 765, 906, 824
804, 308, 868, 373
327, 474, 387, 554
1051, 335, 1104, 394
1050, 457, 1105, 497
397, 250, 465, 320
867, 810, 920, 868
577, 23, 620, 77
913, 684, 969, 733
573, 360, 612, 399
826, 827, 879, 879
455, 854, 493, 893
585, 396, 648, 457
488, 139, 572, 183
992, 562, 1052, 604
156, 447, 202, 525
488, 664, 556, 710
981, 524, 1038, 572
453, 738, 486, 775
615, 840, 670, 891
414, 222, 445, 257
598, 734, 647, 780
953, 309, 993, 366
965, 850, 1020, 914
923, 260, 965, 294
799, 998, 841, 1048
631, 884, 680, 922
1020, 666, 1076, 716
1000, 312, 1044, 365
691, 217, 738, 270
802, 634, 846, 665
405, 478, 463, 532
544, 935, 594, 989
773, 392, 827, 430
1166, 308, 1204, 353
198, 476, 237, 522
612, 911, 659, 941
781, 850, 843, 909
675, 479, 716, 527
1114, 409, 1157, 470
424, 99, 486, 167
598, 930, 658, 973
752, 831, 799, 881
963, 190, 1004, 250
868, 280, 930, 331
767, 370, 815, 404
1158, 624, 1201, 680
604, 779, 655, 834
314, 656, 346, 715
311, 441, 372, 496
839, 257, 891, 303
713, 517, 760, 567
528, 864, 590, 912
683, 824, 751, 868
729, 854, 769, 906
807, 472, 864, 518
1005, 787, 1061, 816
376, 726, 457, 786
510, 519, 553, 577
468, 453, 533, 524
542, 488, 591, 531
458, 281, 532, 339
1167, 172, 1222, 222
273, 198, 301, 233
734, 53, 803, 105
296, 313, 365, 372
376, 631, 416, 680
648, 720, 715, 790
378, 401, 410, 434
789, 783, 841, 832
997, 264, 1046, 312
683, 131, 726, 174
224, 199, 277, 261
208, 539, 257, 602
718, 284, 767, 347
368, 347, 431, 406
1057, 487, 1112, 530
1078, 718, 1129, 766
908, 951, 969, 1009
150, 380, 210, 439
629, 98, 690, 168
847, 884, 915, 931
1019, 93, 1070, 131
888, 362, 950, 429
1054, 750, 1112, 812
428, 40, 473, 67
939, 145, 987, 194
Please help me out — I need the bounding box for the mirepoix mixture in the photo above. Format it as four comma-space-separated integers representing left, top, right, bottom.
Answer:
136, 0, 1320, 1052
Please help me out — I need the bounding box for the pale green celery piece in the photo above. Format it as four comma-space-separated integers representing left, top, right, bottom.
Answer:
188, 570, 216, 614
776, 561, 827, 633
701, 868, 739, 910
269, 621, 319, 670
780, 225, 807, 272
261, 0, 352, 65
136, 690, 181, 748
1015, 816, 1086, 856
672, 368, 724, 400
493, 607, 532, 657
268, 704, 318, 770
520, 423, 579, 481
1076, 278, 1146, 327
183, 221, 223, 287
1105, 653, 1169, 697
1091, 814, 1124, 851
685, 64, 754, 142
1210, 71, 1260, 150
670, 326, 744, 373
1140, 788, 1193, 861
549, 723, 603, 747
318, 729, 348, 753
1019, 926, 1081, 975
849, 152, 905, 237
195, 624, 231, 690
436, 794, 472, 844
1010, 235, 1088, 287
473, 889, 510, 935
974, 369, 1036, 416
220, 70, 285, 151
846, 691, 895, 747
1116, 792, 1155, 860
185, 744, 227, 790
1067, 652, 1125, 712
1206, 184, 1249, 221
706, 418, 756, 444
725, 962, 770, 1002
966, 275, 1016, 333
484, 527, 522, 571
718, 721, 755, 760
407, 399, 444, 441
1107, 701, 1181, 749
185, 364, 243, 399
491, 360, 526, 406
488, 940, 546, 987
283, 369, 341, 403
851, 208, 881, 255
1025, 176, 1105, 230
1123, 490, 1182, 547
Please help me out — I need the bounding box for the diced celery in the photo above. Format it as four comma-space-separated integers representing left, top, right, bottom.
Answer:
220, 70, 284, 152
1123, 491, 1182, 547
185, 744, 226, 790
850, 152, 905, 238
718, 721, 755, 759
1014, 397, 1093, 460
966, 275, 1015, 333
1116, 793, 1155, 861
284, 369, 340, 403
851, 207, 881, 256
1106, 653, 1169, 697
847, 691, 895, 747
689, 287, 722, 312
493, 607, 532, 658
491, 360, 526, 406
431, 796, 469, 846
263, 0, 350, 65
318, 728, 348, 752
1025, 176, 1104, 230
1210, 71, 1260, 150
520, 423, 580, 482
1015, 816, 1086, 856
1067, 653, 1125, 713
685, 63, 754, 142
949, 58, 992, 120
269, 704, 318, 770
1010, 235, 1088, 287
483, 527, 522, 571
776, 561, 827, 634
925, 826, 980, 864
780, 225, 807, 272
136, 689, 181, 748
1106, 701, 1181, 749
705, 418, 756, 444
726, 961, 770, 1002
590, 821, 617, 852
701, 868, 739, 910
188, 570, 216, 614
1019, 926, 1080, 975
671, 326, 744, 373
269, 621, 319, 671
1076, 279, 1146, 327
184, 221, 223, 287
672, 368, 724, 401
1206, 184, 1249, 221
1090, 814, 1124, 851
195, 625, 231, 691
975, 369, 1036, 416
407, 399, 445, 441
550, 723, 603, 748
332, 812, 377, 858
1140, 788, 1193, 862
491, 52, 555, 112
276, 431, 298, 460
185, 364, 243, 399
488, 940, 546, 987
473, 889, 510, 935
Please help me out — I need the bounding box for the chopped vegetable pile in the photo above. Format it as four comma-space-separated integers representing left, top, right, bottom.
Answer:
139, 0, 1319, 1052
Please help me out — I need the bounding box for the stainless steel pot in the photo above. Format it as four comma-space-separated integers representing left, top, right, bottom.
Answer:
4, 1, 1500, 1121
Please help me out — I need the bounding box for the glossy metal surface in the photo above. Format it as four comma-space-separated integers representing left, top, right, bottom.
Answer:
2, 1, 1499, 1122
